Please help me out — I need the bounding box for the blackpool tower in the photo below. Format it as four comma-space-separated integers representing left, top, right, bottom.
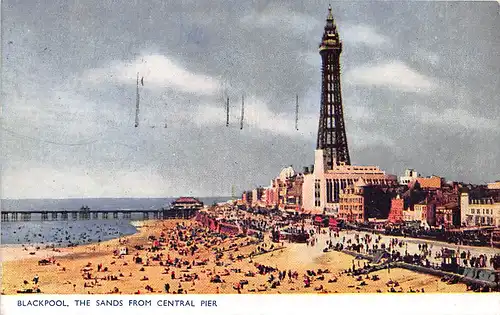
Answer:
316, 6, 351, 169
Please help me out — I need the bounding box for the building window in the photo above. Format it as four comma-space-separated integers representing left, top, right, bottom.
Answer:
314, 179, 321, 207
326, 179, 333, 203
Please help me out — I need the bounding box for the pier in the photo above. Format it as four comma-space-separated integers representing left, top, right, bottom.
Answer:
0, 208, 198, 222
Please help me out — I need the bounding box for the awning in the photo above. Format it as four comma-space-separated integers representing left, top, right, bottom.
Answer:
329, 218, 338, 227
309, 209, 324, 215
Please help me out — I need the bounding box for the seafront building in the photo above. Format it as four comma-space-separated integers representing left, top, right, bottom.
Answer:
488, 181, 500, 190
399, 169, 419, 185
241, 166, 304, 212
387, 195, 404, 223
251, 187, 265, 207
402, 204, 424, 224
338, 179, 365, 222
269, 166, 304, 212
435, 202, 460, 228
414, 176, 442, 190
399, 169, 442, 190
460, 192, 500, 227
335, 178, 394, 222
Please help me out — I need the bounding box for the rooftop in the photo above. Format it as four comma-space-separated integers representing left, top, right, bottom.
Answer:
173, 197, 202, 204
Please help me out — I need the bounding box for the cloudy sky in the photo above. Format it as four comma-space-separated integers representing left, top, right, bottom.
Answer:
1, 1, 499, 199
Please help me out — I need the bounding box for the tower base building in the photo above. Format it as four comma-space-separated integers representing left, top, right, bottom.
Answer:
302, 150, 397, 217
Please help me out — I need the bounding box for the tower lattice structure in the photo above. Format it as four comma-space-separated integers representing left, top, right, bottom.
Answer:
316, 6, 351, 169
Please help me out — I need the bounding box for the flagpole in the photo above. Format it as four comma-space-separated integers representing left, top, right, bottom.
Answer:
135, 72, 140, 127
240, 94, 244, 130
295, 94, 299, 130
226, 97, 230, 127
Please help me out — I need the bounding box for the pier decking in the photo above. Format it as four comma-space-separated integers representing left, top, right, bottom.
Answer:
0, 209, 198, 222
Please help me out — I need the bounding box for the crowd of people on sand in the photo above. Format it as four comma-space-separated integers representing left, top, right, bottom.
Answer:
11, 203, 499, 295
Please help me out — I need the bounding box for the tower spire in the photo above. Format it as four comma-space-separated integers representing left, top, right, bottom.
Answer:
316, 6, 351, 168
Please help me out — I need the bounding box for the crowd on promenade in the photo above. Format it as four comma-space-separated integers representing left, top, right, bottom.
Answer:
328, 230, 499, 271
384, 226, 492, 247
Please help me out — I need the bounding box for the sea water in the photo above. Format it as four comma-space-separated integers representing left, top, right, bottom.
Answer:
1, 219, 138, 247
0, 196, 231, 247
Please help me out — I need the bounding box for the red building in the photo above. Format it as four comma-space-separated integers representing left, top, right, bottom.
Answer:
339, 181, 393, 223
263, 187, 277, 208
388, 195, 404, 223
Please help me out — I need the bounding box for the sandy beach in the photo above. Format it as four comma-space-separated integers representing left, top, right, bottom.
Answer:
1, 218, 470, 295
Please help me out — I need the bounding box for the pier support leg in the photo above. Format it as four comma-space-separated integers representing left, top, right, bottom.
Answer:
72, 212, 78, 220
52, 212, 58, 221
61, 212, 68, 220
41, 212, 48, 221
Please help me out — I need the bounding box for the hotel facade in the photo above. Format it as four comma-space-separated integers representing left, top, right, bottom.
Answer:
460, 192, 500, 227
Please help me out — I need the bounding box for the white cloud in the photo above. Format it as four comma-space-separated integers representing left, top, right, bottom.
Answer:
416, 107, 499, 131
345, 61, 438, 93
193, 97, 318, 139
241, 7, 321, 35
83, 53, 220, 95
341, 24, 390, 47
190, 95, 393, 149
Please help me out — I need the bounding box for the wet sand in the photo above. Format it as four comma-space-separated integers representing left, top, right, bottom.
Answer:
1, 219, 468, 294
